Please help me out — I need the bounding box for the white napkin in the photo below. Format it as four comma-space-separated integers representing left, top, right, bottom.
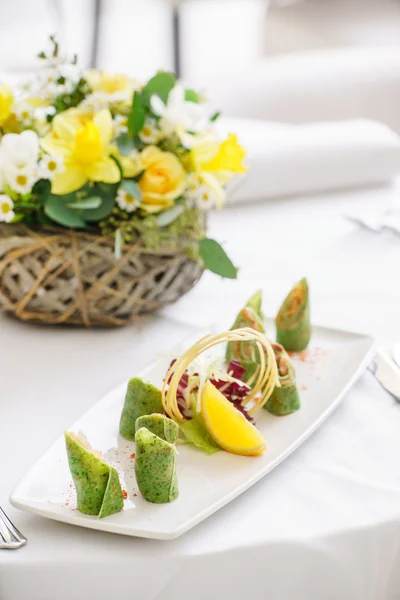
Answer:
216, 118, 400, 204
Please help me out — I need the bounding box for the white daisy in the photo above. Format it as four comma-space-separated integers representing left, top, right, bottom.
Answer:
14, 101, 34, 127
139, 118, 162, 144
39, 154, 64, 181
185, 172, 226, 211
5, 166, 37, 195
116, 188, 140, 213
0, 195, 15, 223
113, 114, 128, 137
79, 91, 109, 113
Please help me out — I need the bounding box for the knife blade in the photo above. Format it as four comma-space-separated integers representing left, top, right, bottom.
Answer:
370, 347, 400, 402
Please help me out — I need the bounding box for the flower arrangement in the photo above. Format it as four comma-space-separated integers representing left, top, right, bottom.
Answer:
0, 37, 246, 278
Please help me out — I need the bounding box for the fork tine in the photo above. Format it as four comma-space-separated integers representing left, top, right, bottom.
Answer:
0, 517, 13, 544
0, 507, 27, 544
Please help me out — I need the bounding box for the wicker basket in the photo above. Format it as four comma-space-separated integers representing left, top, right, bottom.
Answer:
0, 224, 203, 326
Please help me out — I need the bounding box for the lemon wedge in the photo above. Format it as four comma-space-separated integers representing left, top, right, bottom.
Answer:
200, 381, 266, 456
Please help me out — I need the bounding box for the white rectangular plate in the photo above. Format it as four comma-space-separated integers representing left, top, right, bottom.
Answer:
11, 320, 374, 540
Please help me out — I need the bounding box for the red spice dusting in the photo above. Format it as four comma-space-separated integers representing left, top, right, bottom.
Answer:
300, 384, 307, 390
122, 490, 128, 499
298, 351, 307, 362
133, 493, 137, 497
130, 453, 136, 459
69, 483, 73, 488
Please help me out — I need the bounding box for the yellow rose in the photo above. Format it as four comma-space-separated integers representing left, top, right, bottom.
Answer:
138, 146, 186, 213
0, 84, 14, 126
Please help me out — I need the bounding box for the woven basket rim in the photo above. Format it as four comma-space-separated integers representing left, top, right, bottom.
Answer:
0, 221, 203, 327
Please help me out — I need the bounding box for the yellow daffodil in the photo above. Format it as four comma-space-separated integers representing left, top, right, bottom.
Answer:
138, 146, 186, 213
85, 69, 134, 95
0, 84, 14, 126
190, 133, 247, 181
41, 108, 124, 194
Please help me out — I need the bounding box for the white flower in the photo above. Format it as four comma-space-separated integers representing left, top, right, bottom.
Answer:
150, 83, 208, 140
0, 130, 39, 171
113, 114, 128, 136
0, 130, 39, 194
46, 81, 62, 98
0, 195, 15, 222
180, 130, 218, 151
58, 63, 82, 91
79, 91, 110, 113
185, 172, 226, 210
39, 154, 64, 181
14, 101, 34, 126
116, 188, 140, 213
5, 166, 37, 195
139, 118, 162, 144
33, 105, 56, 136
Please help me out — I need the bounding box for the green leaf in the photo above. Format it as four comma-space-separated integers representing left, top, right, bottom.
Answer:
110, 153, 124, 180
32, 178, 51, 205
128, 91, 146, 137
37, 212, 54, 226
116, 132, 137, 156
121, 179, 142, 200
180, 405, 220, 456
199, 238, 238, 279
44, 195, 85, 229
68, 196, 102, 210
185, 89, 201, 103
156, 204, 184, 227
143, 72, 176, 104
81, 194, 115, 222
210, 111, 221, 122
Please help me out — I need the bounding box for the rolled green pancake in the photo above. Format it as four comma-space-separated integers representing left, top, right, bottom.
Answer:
119, 378, 163, 440
245, 289, 264, 319
65, 431, 124, 518
264, 344, 300, 416
135, 428, 179, 504
135, 413, 179, 443
226, 291, 265, 381
276, 278, 311, 352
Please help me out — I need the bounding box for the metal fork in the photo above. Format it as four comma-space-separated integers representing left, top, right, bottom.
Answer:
0, 506, 27, 549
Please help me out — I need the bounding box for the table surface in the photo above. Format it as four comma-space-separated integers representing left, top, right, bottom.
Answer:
1, 184, 400, 600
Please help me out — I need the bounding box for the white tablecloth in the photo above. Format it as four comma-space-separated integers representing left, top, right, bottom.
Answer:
1, 184, 400, 600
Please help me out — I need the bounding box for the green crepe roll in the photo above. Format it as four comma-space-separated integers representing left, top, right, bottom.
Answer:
226, 290, 266, 381
65, 432, 124, 518
264, 344, 300, 416
135, 428, 179, 504
135, 413, 179, 444
276, 278, 311, 352
119, 377, 163, 440
245, 289, 264, 319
